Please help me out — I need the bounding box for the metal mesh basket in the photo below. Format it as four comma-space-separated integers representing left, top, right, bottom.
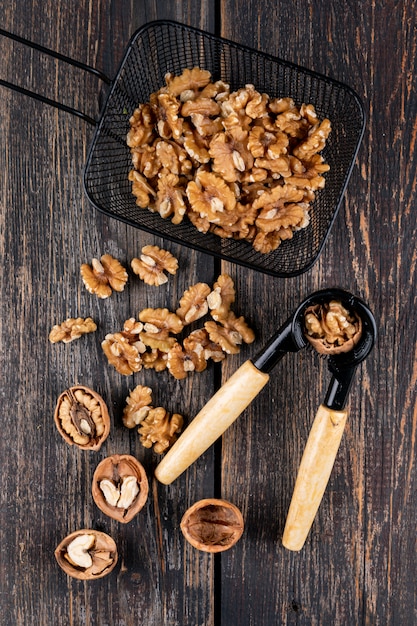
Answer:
84, 20, 365, 277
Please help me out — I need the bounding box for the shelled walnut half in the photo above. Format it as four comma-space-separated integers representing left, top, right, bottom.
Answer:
54, 529, 118, 579
180, 498, 244, 553
304, 300, 362, 354
49, 317, 97, 344
138, 407, 183, 454
54, 385, 110, 451
131, 244, 179, 286
92, 454, 149, 523
81, 254, 128, 298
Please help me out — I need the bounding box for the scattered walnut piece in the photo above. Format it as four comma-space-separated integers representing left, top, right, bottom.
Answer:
101, 332, 143, 375
183, 328, 222, 368
167, 342, 200, 379
123, 385, 153, 428
131, 245, 179, 286
304, 300, 362, 354
207, 274, 235, 320
92, 454, 149, 523
180, 498, 244, 553
128, 68, 331, 253
142, 349, 168, 371
49, 317, 97, 343
176, 282, 211, 324
138, 407, 184, 454
81, 254, 128, 298
55, 529, 118, 580
205, 320, 241, 355
54, 385, 110, 451
138, 308, 183, 353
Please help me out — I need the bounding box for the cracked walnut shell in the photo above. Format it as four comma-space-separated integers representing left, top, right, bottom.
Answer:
81, 254, 128, 298
49, 317, 97, 343
180, 499, 244, 553
54, 385, 110, 451
54, 529, 118, 580
131, 245, 179, 286
304, 300, 362, 354
92, 454, 149, 524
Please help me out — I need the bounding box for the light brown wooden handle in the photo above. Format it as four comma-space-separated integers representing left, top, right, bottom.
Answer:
154, 361, 269, 485
282, 404, 348, 551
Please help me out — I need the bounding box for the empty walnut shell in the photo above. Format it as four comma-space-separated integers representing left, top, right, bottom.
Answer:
180, 498, 244, 553
92, 454, 149, 523
54, 529, 118, 580
54, 385, 111, 451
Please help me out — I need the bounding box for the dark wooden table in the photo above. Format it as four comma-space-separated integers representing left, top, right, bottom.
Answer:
1, 1, 416, 624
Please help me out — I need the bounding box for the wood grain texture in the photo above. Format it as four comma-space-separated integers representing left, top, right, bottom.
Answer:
219, 1, 417, 625
1, 0, 416, 624
1, 2, 216, 626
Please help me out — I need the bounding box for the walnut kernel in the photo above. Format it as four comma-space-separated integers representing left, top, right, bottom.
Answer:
304, 300, 362, 354
131, 245, 179, 286
176, 282, 211, 324
123, 385, 153, 428
138, 407, 183, 454
101, 332, 143, 375
81, 254, 128, 298
49, 317, 97, 343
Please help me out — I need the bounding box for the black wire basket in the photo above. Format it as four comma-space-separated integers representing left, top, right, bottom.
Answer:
84, 20, 366, 277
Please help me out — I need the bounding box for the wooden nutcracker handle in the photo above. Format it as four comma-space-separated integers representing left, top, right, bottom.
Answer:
282, 404, 348, 551
155, 360, 269, 485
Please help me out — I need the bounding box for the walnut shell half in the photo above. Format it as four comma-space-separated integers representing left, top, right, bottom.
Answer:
304, 300, 362, 355
180, 498, 244, 553
54, 529, 118, 580
92, 454, 149, 523
54, 385, 110, 451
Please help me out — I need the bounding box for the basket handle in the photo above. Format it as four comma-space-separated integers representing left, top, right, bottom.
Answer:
0, 28, 111, 125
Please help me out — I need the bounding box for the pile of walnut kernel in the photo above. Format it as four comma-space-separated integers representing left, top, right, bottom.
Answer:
49, 246, 255, 453
102, 272, 255, 379
127, 67, 332, 254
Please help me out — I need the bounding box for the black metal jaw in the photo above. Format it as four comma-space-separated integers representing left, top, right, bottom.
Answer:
251, 288, 376, 410
323, 366, 357, 411
252, 316, 307, 374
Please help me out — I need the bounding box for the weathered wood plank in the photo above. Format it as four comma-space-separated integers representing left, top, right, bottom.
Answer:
0, 2, 216, 625
219, 1, 417, 625
1, 0, 416, 624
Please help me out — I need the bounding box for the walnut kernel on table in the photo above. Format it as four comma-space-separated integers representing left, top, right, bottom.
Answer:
54, 385, 110, 451
101, 273, 254, 379
122, 385, 183, 454
101, 318, 146, 376
122, 384, 153, 428
176, 282, 211, 324
304, 300, 362, 354
131, 245, 179, 286
138, 407, 183, 454
81, 254, 128, 298
49, 317, 97, 343
127, 67, 332, 253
